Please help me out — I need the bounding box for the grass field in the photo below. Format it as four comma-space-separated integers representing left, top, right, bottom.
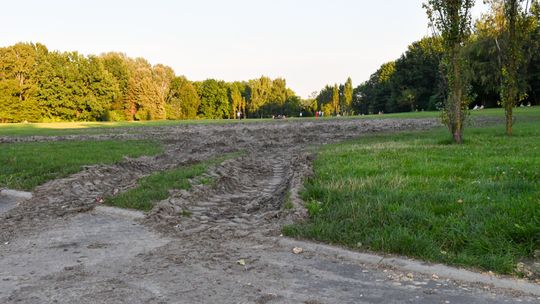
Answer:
1, 106, 537, 137
106, 153, 242, 211
0, 118, 271, 137
0, 140, 162, 191
284, 115, 540, 275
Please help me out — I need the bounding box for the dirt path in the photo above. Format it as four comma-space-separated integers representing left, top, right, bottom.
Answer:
1, 117, 538, 303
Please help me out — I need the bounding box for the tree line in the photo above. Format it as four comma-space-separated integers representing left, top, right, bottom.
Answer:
0, 44, 311, 123
329, 0, 539, 119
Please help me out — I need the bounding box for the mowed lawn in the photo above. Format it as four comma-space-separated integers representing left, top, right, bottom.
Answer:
0, 140, 162, 191
284, 117, 540, 275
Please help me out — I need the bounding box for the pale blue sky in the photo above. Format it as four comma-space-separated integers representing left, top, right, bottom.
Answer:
0, 0, 488, 97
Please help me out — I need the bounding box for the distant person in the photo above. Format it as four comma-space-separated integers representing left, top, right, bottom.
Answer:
299, 112, 303, 117
315, 111, 319, 120
237, 111, 241, 120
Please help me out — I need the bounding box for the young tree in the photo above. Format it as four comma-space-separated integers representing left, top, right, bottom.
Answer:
424, 0, 475, 143
499, 0, 529, 135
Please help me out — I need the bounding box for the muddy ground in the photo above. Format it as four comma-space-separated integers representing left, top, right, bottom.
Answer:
1, 117, 538, 303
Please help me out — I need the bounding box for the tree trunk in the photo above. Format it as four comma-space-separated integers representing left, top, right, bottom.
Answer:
450, 48, 464, 144
506, 105, 513, 136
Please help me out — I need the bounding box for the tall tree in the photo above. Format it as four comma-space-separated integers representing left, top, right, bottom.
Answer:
247, 76, 272, 118
153, 64, 175, 119
197, 79, 230, 119
100, 52, 131, 115
354, 61, 396, 114
229, 81, 246, 119
499, 0, 527, 135
343, 77, 353, 115
424, 0, 475, 143
125, 58, 165, 120
332, 84, 340, 115
166, 76, 200, 119
391, 37, 444, 111
0, 43, 44, 122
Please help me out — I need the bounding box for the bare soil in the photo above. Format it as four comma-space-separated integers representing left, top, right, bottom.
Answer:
1, 117, 538, 303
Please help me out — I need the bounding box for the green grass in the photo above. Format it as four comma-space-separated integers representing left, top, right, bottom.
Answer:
284, 191, 294, 210
1, 106, 538, 137
105, 153, 242, 211
0, 140, 162, 191
0, 118, 273, 137
284, 119, 540, 275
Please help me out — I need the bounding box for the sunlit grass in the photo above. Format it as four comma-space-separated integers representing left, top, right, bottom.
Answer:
0, 140, 162, 191
1, 106, 538, 137
284, 119, 540, 275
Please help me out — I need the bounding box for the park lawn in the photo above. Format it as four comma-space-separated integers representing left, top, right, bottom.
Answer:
0, 140, 162, 191
0, 118, 273, 137
284, 119, 540, 275
1, 106, 538, 138
106, 152, 243, 211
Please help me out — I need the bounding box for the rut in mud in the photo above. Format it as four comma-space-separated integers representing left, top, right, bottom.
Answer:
3, 117, 537, 303
0, 118, 439, 243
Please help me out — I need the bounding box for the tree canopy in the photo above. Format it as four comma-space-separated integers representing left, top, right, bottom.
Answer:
0, 43, 307, 122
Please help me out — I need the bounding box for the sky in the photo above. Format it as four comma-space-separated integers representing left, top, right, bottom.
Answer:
0, 0, 488, 98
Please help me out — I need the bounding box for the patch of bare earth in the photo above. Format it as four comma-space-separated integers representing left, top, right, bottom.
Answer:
1, 118, 538, 303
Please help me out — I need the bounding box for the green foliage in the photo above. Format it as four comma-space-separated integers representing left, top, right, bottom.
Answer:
166, 76, 200, 119
342, 77, 353, 114
392, 37, 445, 112
499, 0, 530, 135
229, 81, 247, 119
424, 0, 475, 143
102, 110, 127, 122
0, 140, 162, 190
247, 76, 272, 117
354, 61, 397, 114
0, 43, 303, 122
332, 84, 340, 115
196, 79, 230, 119
349, 1, 540, 121
126, 58, 169, 121
0, 43, 45, 122
284, 115, 540, 274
